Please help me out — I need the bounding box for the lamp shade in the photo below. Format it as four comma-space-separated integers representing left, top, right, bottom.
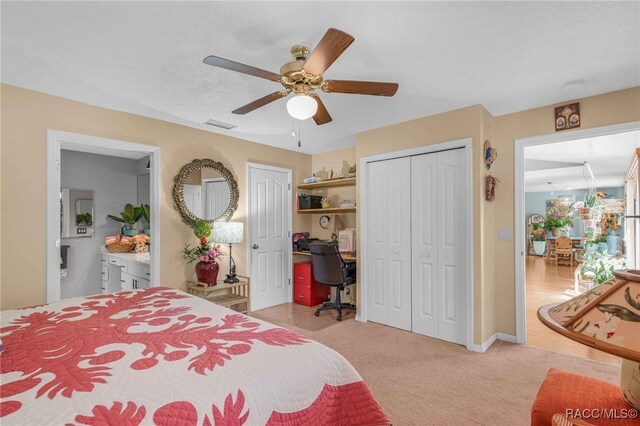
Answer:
286, 94, 318, 120
538, 270, 640, 362
213, 221, 243, 244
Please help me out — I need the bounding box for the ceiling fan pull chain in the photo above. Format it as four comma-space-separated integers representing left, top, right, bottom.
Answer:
291, 118, 295, 138
298, 120, 302, 148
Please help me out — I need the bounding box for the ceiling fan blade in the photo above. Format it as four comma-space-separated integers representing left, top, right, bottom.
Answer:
203, 55, 280, 82
323, 80, 399, 96
309, 93, 332, 125
303, 28, 355, 75
232, 91, 288, 115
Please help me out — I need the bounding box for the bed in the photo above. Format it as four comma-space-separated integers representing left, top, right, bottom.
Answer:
0, 287, 389, 425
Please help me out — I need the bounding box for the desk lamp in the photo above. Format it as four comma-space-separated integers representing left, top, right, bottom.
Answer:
213, 221, 244, 284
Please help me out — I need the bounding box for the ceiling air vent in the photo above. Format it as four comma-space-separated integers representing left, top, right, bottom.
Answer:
203, 119, 237, 130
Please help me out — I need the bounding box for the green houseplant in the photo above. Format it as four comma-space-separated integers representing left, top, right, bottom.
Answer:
107, 203, 143, 236
532, 234, 546, 256
580, 251, 626, 289
544, 217, 572, 237
141, 204, 151, 236
181, 219, 224, 286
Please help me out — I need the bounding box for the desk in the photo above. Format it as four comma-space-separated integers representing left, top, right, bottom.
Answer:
186, 276, 250, 314
293, 251, 356, 262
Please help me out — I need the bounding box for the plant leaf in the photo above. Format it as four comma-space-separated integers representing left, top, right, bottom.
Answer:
596, 304, 640, 322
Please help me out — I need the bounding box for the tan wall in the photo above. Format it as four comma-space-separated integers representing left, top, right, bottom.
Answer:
354, 87, 640, 345
0, 84, 312, 310
309, 147, 357, 240
355, 105, 488, 343
491, 86, 640, 336
2, 82, 638, 346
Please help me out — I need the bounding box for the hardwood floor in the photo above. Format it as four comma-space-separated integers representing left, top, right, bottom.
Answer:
525, 255, 619, 364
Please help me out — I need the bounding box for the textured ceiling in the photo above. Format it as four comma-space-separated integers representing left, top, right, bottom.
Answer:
2, 1, 639, 154
524, 130, 640, 192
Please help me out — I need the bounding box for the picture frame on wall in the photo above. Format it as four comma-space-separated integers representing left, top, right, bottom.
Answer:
554, 102, 580, 131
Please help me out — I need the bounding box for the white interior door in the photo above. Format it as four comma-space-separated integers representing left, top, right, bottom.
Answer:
203, 178, 230, 220
411, 153, 439, 337
435, 149, 467, 345
367, 157, 412, 331
411, 149, 467, 344
249, 165, 291, 311
183, 184, 201, 218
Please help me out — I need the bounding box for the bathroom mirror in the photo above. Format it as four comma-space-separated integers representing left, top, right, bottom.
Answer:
173, 159, 239, 223
61, 188, 94, 238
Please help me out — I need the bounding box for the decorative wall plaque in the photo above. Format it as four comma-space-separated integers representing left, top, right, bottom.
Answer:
555, 102, 580, 131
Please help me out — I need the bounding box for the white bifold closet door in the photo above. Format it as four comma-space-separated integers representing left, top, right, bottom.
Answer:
366, 148, 466, 345
411, 149, 467, 345
367, 157, 412, 331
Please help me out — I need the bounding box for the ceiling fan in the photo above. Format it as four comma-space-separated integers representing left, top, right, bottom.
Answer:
202, 28, 399, 125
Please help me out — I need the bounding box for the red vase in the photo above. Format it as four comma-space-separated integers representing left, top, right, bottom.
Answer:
195, 261, 219, 286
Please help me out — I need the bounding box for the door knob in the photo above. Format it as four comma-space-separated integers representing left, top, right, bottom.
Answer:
252, 244, 259, 249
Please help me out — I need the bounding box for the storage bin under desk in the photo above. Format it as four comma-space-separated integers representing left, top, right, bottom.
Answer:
293, 262, 330, 307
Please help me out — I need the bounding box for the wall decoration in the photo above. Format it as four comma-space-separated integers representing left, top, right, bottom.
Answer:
485, 175, 499, 202
545, 199, 575, 219
554, 102, 580, 131
484, 140, 498, 170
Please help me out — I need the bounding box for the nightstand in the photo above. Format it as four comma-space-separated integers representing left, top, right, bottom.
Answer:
186, 276, 250, 314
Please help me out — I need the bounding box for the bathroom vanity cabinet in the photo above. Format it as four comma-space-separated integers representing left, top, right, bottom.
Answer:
101, 251, 150, 294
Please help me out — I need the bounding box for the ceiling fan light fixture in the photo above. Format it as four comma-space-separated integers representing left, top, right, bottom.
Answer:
286, 94, 318, 120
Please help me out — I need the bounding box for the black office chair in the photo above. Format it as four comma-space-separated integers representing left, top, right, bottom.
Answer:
309, 242, 356, 321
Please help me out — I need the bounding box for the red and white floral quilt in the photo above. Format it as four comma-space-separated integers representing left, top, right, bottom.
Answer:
0, 287, 390, 425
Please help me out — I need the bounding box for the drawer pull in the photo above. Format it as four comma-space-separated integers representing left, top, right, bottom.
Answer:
120, 280, 125, 283
145, 272, 150, 276
101, 272, 106, 275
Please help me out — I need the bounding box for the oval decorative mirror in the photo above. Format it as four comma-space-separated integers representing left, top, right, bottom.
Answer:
173, 159, 239, 223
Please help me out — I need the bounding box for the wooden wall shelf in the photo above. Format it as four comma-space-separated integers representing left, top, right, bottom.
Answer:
297, 207, 356, 214
297, 177, 356, 190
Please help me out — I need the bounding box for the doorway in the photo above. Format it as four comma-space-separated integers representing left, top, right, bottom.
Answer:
360, 138, 474, 350
514, 121, 640, 358
246, 163, 292, 311
46, 130, 160, 303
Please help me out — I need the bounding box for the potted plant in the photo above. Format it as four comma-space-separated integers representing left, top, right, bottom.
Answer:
181, 219, 224, 286
141, 204, 151, 236
532, 234, 546, 256
580, 251, 626, 289
107, 203, 143, 236
594, 235, 608, 253
578, 194, 596, 217
544, 217, 572, 237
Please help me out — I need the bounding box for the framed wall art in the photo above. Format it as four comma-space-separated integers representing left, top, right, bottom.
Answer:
554, 102, 580, 131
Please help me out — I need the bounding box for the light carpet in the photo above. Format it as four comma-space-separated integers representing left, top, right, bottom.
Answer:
251, 304, 620, 426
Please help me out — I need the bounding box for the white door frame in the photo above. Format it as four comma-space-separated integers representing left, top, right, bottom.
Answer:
513, 121, 640, 344
246, 162, 293, 310
46, 130, 161, 303
359, 137, 474, 351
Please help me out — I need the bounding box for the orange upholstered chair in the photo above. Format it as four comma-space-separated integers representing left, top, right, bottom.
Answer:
531, 369, 636, 426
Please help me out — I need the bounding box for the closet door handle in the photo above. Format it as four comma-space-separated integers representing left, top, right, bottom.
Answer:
252, 244, 259, 250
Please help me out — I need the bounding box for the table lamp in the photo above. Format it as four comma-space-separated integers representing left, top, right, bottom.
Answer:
538, 270, 640, 409
213, 221, 243, 284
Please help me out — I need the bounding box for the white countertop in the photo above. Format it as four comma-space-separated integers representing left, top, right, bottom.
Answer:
102, 248, 150, 265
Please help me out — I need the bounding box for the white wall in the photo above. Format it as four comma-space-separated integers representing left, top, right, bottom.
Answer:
60, 150, 139, 298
